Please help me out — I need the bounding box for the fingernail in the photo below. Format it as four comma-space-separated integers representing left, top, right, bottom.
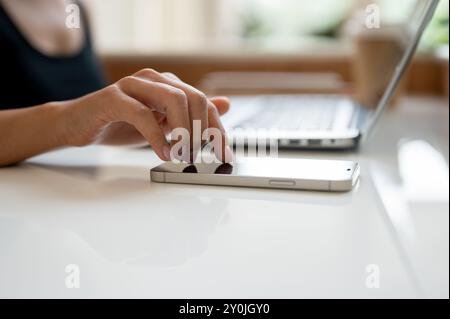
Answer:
163, 146, 171, 161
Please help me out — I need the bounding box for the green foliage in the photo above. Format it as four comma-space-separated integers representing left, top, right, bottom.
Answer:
422, 0, 449, 49
240, 10, 273, 40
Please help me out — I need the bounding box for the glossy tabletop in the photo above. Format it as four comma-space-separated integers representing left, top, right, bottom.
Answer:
0, 96, 448, 298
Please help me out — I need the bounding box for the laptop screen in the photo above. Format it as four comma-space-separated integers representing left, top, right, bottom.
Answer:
354, 0, 434, 110
360, 0, 439, 136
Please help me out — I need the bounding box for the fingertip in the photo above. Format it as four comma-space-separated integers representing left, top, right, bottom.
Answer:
212, 96, 230, 103
163, 145, 171, 161
210, 96, 230, 115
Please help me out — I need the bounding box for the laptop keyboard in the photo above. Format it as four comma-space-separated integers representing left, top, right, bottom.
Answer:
231, 95, 353, 131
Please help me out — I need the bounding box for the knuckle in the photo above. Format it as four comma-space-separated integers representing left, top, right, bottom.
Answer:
163, 72, 179, 81
118, 76, 137, 88
102, 84, 122, 97
168, 88, 188, 106
138, 68, 159, 77
95, 85, 123, 110
189, 91, 208, 112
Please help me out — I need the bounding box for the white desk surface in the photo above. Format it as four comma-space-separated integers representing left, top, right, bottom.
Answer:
0, 96, 448, 299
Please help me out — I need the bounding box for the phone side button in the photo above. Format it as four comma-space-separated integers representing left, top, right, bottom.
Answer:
269, 180, 296, 187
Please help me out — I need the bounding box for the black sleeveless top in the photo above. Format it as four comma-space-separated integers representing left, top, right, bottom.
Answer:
0, 3, 106, 109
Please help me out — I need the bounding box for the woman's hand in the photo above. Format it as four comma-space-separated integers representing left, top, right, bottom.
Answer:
60, 69, 232, 162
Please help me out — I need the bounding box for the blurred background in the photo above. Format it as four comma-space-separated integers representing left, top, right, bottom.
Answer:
87, 0, 449, 99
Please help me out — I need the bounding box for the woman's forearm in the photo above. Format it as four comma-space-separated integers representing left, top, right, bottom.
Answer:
0, 102, 68, 166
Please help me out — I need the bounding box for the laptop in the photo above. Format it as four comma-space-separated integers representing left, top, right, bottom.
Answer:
222, 0, 440, 150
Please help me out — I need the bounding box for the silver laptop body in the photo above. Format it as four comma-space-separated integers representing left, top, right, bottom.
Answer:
222, 0, 440, 150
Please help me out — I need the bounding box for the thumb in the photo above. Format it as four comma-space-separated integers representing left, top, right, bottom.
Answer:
210, 96, 230, 116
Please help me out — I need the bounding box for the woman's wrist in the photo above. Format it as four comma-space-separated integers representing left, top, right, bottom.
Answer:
39, 101, 73, 149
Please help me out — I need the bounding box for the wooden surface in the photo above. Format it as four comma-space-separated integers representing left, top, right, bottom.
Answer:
100, 52, 448, 97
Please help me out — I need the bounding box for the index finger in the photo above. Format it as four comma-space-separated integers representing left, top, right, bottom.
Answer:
206, 101, 234, 163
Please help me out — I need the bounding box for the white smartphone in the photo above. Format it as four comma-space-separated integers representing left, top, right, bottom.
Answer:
151, 157, 360, 192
